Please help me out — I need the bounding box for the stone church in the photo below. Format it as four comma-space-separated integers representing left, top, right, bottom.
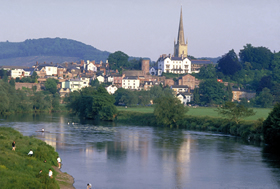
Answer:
155, 7, 192, 76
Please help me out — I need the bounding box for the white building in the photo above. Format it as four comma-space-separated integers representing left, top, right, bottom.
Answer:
45, 65, 58, 76
10, 68, 34, 78
80, 77, 91, 88
97, 75, 104, 84
157, 55, 191, 76
122, 76, 140, 90
84, 60, 97, 72
177, 93, 192, 105
106, 85, 118, 94
62, 79, 83, 92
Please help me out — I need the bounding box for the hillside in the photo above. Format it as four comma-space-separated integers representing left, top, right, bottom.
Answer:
0, 38, 110, 67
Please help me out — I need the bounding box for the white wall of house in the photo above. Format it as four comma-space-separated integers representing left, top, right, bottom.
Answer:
11, 69, 24, 78
84, 61, 97, 72
158, 57, 191, 76
65, 79, 83, 92
97, 75, 104, 83
106, 85, 118, 94
80, 77, 90, 88
45, 66, 57, 76
122, 77, 140, 90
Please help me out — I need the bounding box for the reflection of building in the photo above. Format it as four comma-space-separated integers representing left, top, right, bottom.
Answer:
176, 136, 191, 187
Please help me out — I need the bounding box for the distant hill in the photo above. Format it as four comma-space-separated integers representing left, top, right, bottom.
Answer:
0, 38, 110, 67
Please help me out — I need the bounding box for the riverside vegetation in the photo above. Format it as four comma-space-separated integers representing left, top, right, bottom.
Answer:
0, 127, 64, 188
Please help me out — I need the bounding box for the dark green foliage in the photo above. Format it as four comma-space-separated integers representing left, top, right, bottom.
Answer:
255, 88, 273, 108
90, 78, 100, 87
113, 88, 138, 106
153, 96, 188, 128
66, 86, 117, 120
45, 78, 59, 94
0, 80, 62, 114
0, 38, 110, 62
9, 78, 15, 87
239, 44, 273, 70
218, 49, 241, 76
216, 101, 256, 124
263, 103, 280, 146
108, 51, 129, 72
199, 79, 229, 105
0, 127, 59, 189
196, 64, 217, 79
193, 88, 200, 104
116, 110, 263, 141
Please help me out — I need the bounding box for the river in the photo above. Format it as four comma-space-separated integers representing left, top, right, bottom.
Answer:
1, 113, 280, 189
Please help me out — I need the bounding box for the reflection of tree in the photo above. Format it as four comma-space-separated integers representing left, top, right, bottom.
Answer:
153, 127, 185, 150
262, 146, 280, 187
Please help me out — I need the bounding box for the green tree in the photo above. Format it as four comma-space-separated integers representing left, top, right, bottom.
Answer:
193, 88, 200, 104
9, 78, 15, 87
31, 71, 38, 83
216, 101, 255, 124
218, 49, 241, 76
199, 79, 228, 105
113, 88, 138, 106
90, 79, 100, 87
226, 84, 233, 101
108, 51, 129, 72
153, 96, 188, 128
255, 87, 273, 108
239, 44, 273, 70
263, 103, 280, 146
197, 64, 217, 79
66, 86, 117, 120
45, 78, 58, 94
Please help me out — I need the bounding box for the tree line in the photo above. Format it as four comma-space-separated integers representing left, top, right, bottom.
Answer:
0, 78, 62, 115
193, 44, 280, 108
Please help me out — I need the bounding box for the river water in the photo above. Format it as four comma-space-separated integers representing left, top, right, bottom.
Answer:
1, 113, 280, 189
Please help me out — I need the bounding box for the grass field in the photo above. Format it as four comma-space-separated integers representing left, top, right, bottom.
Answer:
116, 106, 272, 121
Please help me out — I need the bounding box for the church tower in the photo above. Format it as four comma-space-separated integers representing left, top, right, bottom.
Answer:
174, 7, 188, 58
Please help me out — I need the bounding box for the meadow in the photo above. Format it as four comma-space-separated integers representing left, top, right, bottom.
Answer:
116, 106, 272, 121
0, 127, 60, 188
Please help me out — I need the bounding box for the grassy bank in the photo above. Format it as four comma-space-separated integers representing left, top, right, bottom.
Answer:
116, 106, 271, 121
0, 127, 71, 188
116, 111, 264, 141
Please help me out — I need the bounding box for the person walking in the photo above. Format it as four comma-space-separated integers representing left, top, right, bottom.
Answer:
12, 141, 16, 151
57, 156, 61, 169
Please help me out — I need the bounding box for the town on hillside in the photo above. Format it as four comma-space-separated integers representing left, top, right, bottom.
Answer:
0, 8, 256, 105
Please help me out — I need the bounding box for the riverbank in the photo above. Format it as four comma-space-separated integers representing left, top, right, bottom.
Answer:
116, 111, 264, 141
53, 166, 75, 189
0, 127, 75, 189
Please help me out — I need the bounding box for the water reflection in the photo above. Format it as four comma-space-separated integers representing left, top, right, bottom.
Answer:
1, 113, 280, 189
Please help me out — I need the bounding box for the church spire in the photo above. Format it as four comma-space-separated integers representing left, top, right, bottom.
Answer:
174, 6, 188, 58
177, 6, 185, 45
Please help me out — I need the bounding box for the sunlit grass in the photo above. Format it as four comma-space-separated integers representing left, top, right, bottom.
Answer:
116, 106, 272, 120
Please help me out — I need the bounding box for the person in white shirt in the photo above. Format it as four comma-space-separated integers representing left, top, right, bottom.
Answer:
28, 149, 33, 156
57, 156, 62, 169
49, 169, 53, 178
87, 183, 92, 189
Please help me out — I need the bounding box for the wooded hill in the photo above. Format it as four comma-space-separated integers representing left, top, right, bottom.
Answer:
0, 38, 110, 67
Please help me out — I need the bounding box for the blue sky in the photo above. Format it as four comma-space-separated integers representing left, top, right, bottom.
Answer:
1, 0, 279, 61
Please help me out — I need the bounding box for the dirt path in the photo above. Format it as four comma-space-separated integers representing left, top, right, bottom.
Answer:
53, 166, 75, 189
